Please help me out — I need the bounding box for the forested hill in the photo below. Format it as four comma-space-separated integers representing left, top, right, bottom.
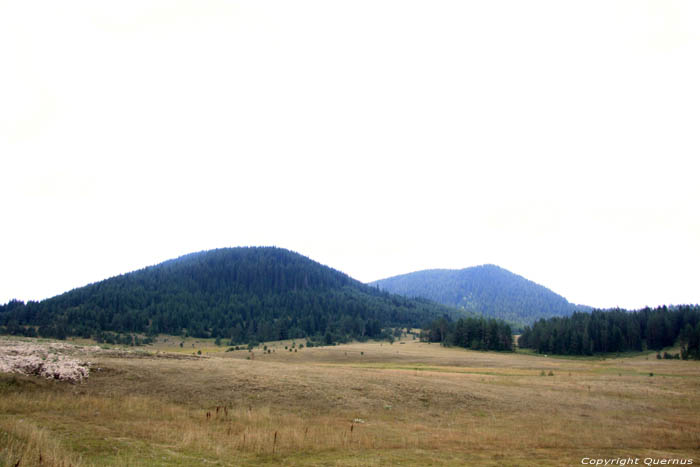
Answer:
370, 265, 580, 327
0, 247, 459, 343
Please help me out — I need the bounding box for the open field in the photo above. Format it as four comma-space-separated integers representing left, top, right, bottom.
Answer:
1, 336, 699, 466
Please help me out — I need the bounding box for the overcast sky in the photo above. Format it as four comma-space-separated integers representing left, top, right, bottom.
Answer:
1, 0, 699, 310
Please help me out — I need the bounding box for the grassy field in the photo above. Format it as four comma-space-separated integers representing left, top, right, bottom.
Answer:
1, 335, 699, 466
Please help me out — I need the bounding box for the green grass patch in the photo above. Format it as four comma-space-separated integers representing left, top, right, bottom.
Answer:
326, 362, 532, 377
515, 348, 658, 360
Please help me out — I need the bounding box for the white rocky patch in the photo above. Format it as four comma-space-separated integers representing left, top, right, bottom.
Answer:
0, 339, 96, 383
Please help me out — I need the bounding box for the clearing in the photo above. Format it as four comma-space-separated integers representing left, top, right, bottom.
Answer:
1, 335, 698, 466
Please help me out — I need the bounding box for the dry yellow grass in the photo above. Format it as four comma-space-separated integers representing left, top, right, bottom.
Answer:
1, 337, 699, 466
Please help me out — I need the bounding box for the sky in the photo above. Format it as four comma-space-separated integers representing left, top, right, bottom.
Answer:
1, 0, 699, 310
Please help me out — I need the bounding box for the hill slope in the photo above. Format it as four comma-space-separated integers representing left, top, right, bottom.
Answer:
370, 265, 580, 326
0, 247, 459, 343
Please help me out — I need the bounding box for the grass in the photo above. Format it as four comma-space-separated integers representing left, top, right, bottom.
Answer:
1, 336, 699, 466
516, 347, 665, 360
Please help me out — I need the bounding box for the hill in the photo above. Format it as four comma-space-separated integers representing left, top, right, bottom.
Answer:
0, 247, 459, 343
370, 265, 581, 326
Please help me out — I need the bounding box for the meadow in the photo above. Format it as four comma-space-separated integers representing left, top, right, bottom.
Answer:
1, 335, 698, 466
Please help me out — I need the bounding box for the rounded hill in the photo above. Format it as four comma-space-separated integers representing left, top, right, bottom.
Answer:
0, 247, 458, 343
370, 265, 580, 326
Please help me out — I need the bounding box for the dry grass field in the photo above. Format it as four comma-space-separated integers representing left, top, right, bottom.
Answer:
1, 335, 699, 466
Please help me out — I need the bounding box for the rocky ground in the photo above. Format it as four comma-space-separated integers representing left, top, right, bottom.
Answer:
0, 338, 96, 383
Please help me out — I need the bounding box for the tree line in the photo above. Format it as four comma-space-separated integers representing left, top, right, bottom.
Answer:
518, 305, 700, 358
421, 316, 514, 351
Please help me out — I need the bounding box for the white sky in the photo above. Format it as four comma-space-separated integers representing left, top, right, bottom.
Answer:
1, 0, 699, 310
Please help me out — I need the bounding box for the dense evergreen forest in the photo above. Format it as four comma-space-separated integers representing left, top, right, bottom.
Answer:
371, 265, 582, 326
422, 316, 514, 351
0, 247, 460, 344
518, 305, 700, 359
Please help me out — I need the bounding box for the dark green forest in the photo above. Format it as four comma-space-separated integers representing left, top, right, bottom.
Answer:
518, 305, 700, 359
371, 265, 582, 326
422, 316, 514, 351
0, 247, 460, 344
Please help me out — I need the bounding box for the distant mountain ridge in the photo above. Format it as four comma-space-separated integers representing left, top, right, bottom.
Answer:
0, 247, 461, 343
370, 265, 582, 326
